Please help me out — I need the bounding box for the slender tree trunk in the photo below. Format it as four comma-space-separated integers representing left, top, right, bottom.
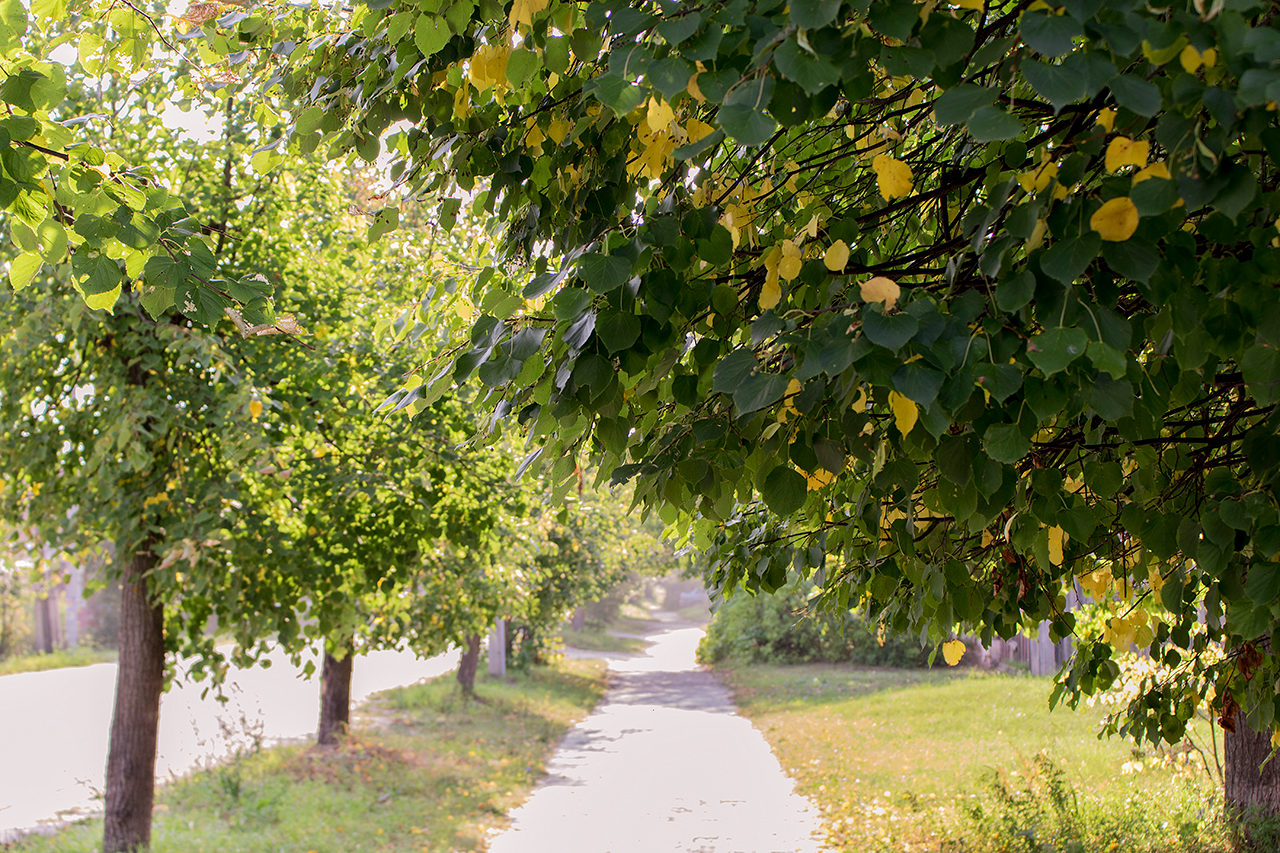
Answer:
1226, 709, 1280, 821
102, 541, 164, 853
316, 640, 354, 747
457, 633, 482, 698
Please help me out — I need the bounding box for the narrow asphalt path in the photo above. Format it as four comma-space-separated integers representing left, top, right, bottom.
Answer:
488, 613, 824, 853
0, 644, 457, 840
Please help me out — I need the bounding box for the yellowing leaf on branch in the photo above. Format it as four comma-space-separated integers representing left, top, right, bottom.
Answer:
249, 399, 264, 419
1132, 161, 1170, 184
508, 0, 547, 29
1090, 197, 1140, 242
645, 96, 675, 132
547, 116, 573, 145
1179, 44, 1203, 73
824, 239, 850, 271
871, 154, 913, 200
467, 44, 511, 91
1105, 136, 1149, 172
888, 390, 918, 436
1094, 108, 1116, 133
1047, 526, 1067, 566
860, 275, 901, 310
759, 276, 782, 310
1017, 159, 1058, 193
806, 468, 835, 490
942, 639, 965, 666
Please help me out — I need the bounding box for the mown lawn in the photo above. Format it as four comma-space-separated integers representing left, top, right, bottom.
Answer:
720, 664, 1230, 853
8, 659, 607, 853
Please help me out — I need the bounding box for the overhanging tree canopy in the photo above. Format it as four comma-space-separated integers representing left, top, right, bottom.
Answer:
227, 0, 1280, 759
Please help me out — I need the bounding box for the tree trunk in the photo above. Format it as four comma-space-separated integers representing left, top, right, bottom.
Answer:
457, 633, 481, 698
102, 542, 164, 853
316, 640, 354, 747
1225, 709, 1280, 820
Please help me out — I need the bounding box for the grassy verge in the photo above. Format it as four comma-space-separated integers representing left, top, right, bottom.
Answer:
8, 658, 607, 852
0, 646, 116, 676
720, 663, 1229, 853
557, 625, 647, 654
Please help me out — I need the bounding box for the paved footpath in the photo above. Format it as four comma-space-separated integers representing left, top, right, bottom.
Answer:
488, 613, 824, 853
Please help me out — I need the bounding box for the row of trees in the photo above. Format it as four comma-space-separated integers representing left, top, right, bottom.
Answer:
0, 33, 676, 851
7, 0, 1280, 845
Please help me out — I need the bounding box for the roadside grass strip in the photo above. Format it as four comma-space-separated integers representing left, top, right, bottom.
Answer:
719, 664, 1230, 853
6, 659, 607, 852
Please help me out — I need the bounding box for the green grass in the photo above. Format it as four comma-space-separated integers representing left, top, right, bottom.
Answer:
0, 646, 116, 676
720, 663, 1229, 853
7, 658, 607, 852
557, 625, 647, 653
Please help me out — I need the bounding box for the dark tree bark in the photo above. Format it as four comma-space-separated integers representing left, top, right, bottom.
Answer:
1226, 709, 1280, 820
457, 633, 482, 698
316, 640, 354, 747
102, 541, 164, 853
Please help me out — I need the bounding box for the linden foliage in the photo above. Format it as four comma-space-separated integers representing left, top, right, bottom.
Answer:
13, 0, 1280, 744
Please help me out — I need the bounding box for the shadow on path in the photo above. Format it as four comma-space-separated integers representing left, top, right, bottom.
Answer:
488, 612, 824, 853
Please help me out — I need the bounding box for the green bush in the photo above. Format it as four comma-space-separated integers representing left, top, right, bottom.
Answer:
697, 579, 929, 667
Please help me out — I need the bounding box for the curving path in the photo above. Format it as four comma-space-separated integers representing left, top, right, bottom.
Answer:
0, 644, 457, 840
487, 613, 824, 853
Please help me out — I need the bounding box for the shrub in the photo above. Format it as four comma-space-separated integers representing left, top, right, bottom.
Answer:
697, 579, 928, 667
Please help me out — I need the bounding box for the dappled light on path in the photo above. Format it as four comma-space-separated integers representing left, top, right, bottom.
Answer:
488, 614, 823, 852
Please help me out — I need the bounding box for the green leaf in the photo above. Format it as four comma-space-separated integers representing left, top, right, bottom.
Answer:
413, 14, 450, 56
647, 57, 693, 100
713, 349, 757, 393
656, 11, 702, 45
733, 371, 788, 414
983, 423, 1030, 464
84, 280, 122, 313
551, 287, 592, 320
1019, 10, 1079, 57
1109, 74, 1161, 117
577, 252, 632, 293
966, 106, 1023, 142
1039, 234, 1100, 283
0, 0, 28, 51
1022, 60, 1087, 111
933, 84, 997, 126
974, 364, 1023, 403
597, 310, 641, 353
1027, 327, 1089, 376
773, 39, 840, 95
862, 308, 918, 351
718, 104, 777, 147
893, 362, 945, 407
7, 250, 41, 290
997, 270, 1036, 312
506, 48, 539, 89
760, 465, 807, 515
590, 74, 646, 116
1086, 341, 1128, 379
790, 0, 840, 29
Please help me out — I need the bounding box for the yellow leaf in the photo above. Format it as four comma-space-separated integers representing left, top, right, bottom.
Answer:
508, 0, 547, 29
888, 390, 918, 436
1202, 48, 1217, 68
1179, 44, 1203, 73
547, 117, 572, 145
1026, 218, 1048, 252
860, 275, 901, 310
806, 468, 835, 490
1017, 159, 1058, 193
686, 118, 715, 143
687, 73, 705, 102
942, 639, 965, 666
1047, 526, 1067, 566
952, 0, 983, 8
824, 239, 850, 271
1104, 136, 1149, 173
871, 154, 913, 200
646, 96, 675, 132
1132, 161, 1170, 184
525, 122, 545, 150
759, 275, 782, 310
1094, 108, 1116, 133
850, 386, 868, 411
143, 492, 169, 508
778, 255, 802, 281
1090, 197, 1140, 242
249, 399, 264, 419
